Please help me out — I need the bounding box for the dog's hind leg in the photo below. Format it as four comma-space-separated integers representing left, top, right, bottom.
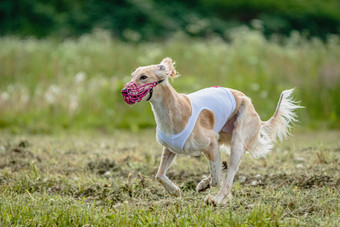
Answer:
197, 138, 222, 192
155, 147, 180, 197
205, 136, 245, 205
206, 103, 260, 205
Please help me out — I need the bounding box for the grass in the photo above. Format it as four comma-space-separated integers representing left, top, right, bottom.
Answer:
0, 29, 340, 133
0, 130, 339, 226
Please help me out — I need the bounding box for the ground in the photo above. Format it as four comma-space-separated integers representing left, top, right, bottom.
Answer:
0, 130, 339, 226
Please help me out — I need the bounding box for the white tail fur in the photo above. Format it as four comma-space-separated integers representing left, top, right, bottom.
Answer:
249, 88, 303, 158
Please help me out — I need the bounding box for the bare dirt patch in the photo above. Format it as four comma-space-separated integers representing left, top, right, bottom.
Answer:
86, 159, 120, 176
0, 140, 41, 171
238, 173, 340, 189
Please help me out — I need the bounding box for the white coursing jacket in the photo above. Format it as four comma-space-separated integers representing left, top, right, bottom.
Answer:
157, 87, 236, 152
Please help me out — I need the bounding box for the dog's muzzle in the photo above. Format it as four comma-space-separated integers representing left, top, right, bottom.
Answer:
121, 80, 164, 105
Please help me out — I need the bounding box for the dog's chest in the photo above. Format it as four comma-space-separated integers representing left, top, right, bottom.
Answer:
156, 133, 203, 156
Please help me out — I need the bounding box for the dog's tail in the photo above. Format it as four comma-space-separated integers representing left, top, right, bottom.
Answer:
264, 88, 303, 141
249, 88, 303, 158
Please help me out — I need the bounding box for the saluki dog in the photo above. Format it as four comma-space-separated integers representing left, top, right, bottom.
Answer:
121, 57, 301, 205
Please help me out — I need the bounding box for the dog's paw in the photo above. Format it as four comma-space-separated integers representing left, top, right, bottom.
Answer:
196, 179, 210, 193
205, 194, 232, 206
169, 185, 181, 197
204, 195, 218, 206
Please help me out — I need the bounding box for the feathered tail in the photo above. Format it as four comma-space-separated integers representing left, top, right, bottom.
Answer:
249, 88, 303, 158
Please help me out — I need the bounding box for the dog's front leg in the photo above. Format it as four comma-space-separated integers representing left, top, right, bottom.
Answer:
155, 147, 180, 197
197, 141, 222, 192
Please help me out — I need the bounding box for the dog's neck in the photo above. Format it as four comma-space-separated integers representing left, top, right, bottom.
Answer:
150, 83, 191, 135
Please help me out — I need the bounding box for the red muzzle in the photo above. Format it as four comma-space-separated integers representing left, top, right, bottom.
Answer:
121, 80, 164, 105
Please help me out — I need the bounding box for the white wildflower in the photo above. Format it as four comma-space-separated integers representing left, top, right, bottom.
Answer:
7, 85, 14, 92
250, 83, 260, 92
21, 94, 29, 103
75, 72, 86, 84
49, 85, 60, 94
69, 94, 79, 112
1, 92, 9, 101
260, 90, 268, 99
45, 85, 61, 104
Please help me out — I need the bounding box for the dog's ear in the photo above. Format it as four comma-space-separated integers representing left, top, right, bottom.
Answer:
154, 57, 180, 79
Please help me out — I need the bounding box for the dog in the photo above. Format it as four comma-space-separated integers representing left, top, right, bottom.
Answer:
121, 57, 302, 205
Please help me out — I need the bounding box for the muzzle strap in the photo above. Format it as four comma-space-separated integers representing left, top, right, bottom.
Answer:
146, 79, 164, 101
156, 79, 164, 85
146, 87, 154, 101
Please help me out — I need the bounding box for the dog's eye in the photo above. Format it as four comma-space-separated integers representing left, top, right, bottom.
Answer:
140, 75, 147, 80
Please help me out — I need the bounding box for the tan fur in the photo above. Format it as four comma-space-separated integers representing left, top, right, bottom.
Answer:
126, 57, 301, 205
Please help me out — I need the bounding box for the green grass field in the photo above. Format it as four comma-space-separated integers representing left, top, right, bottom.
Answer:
0, 130, 339, 225
1, 29, 340, 133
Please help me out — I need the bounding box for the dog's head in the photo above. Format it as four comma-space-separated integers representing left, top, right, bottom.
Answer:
121, 57, 179, 104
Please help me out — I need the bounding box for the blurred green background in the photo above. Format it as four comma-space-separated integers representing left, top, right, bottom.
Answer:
0, 0, 340, 133
1, 0, 340, 40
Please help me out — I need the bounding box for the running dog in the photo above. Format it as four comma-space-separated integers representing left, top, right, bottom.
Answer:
121, 57, 301, 205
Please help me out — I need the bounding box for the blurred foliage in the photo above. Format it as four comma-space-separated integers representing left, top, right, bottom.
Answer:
0, 0, 339, 40
0, 29, 339, 133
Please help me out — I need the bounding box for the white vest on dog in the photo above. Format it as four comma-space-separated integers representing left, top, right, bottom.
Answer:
157, 87, 236, 152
